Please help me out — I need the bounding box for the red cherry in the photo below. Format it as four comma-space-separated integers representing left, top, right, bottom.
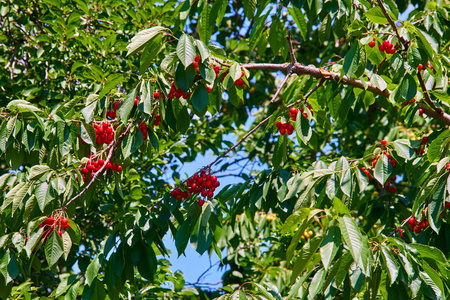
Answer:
276, 121, 282, 129
206, 87, 212, 93
208, 191, 214, 198
116, 165, 122, 172
379, 44, 385, 52
193, 61, 198, 68
195, 55, 200, 62
445, 202, 450, 208
114, 101, 121, 111
290, 107, 298, 115
408, 217, 416, 228
381, 140, 388, 146
368, 40, 376, 48
383, 40, 390, 48
57, 230, 63, 237
420, 148, 425, 156
198, 199, 205, 206
419, 220, 427, 229
154, 91, 160, 99
211, 176, 217, 182
280, 128, 286, 135
420, 136, 428, 145
413, 226, 421, 234
389, 186, 396, 193
201, 190, 208, 197
81, 167, 89, 174
61, 218, 68, 227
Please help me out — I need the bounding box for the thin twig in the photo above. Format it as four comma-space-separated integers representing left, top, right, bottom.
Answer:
376, 0, 408, 47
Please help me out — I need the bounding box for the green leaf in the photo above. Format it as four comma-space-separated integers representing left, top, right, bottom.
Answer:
399, 73, 417, 101
194, 39, 210, 62
288, 6, 307, 41
273, 135, 284, 169
229, 63, 242, 82
177, 34, 196, 68
340, 169, 352, 197
414, 28, 438, 57
295, 112, 312, 144
243, 0, 256, 19
381, 245, 399, 285
175, 64, 196, 93
393, 139, 415, 160
291, 235, 324, 282
338, 215, 370, 276
7, 100, 42, 113
12, 182, 30, 215
365, 7, 393, 24
139, 35, 163, 74
308, 268, 326, 299
370, 74, 387, 91
35, 182, 52, 212
318, 14, 331, 43
374, 154, 392, 185
126, 26, 168, 57
343, 42, 362, 78
117, 89, 136, 123
198, 3, 212, 44
98, 74, 124, 99
191, 84, 209, 114
248, 9, 271, 55
86, 255, 100, 286
45, 231, 64, 268
320, 227, 340, 270
61, 231, 72, 260
427, 130, 450, 162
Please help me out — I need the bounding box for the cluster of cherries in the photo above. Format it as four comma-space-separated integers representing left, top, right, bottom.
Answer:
154, 114, 161, 126
38, 215, 71, 242
382, 175, 397, 193
407, 209, 431, 235
234, 71, 245, 87
377, 39, 396, 54
94, 121, 115, 145
80, 156, 122, 181
418, 61, 433, 72
276, 122, 294, 135
192, 55, 201, 73
139, 122, 148, 140
413, 136, 428, 156
168, 81, 191, 100
106, 101, 121, 119
170, 171, 221, 206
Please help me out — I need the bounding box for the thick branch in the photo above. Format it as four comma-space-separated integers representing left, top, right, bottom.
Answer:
242, 62, 391, 98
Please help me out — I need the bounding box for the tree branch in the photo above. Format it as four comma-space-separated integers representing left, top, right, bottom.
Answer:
376, 0, 408, 47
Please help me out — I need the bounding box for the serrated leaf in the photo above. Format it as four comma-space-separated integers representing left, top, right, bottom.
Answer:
370, 74, 387, 91
295, 113, 312, 144
393, 139, 414, 160
243, 0, 256, 19
191, 84, 209, 114
177, 34, 196, 68
45, 231, 64, 268
117, 89, 136, 123
343, 43, 362, 78
320, 227, 340, 270
374, 154, 392, 185
61, 231, 72, 260
288, 6, 307, 41
7, 100, 42, 113
198, 3, 212, 44
338, 215, 370, 276
381, 245, 399, 285
194, 40, 210, 62
365, 7, 394, 24
400, 73, 417, 101
86, 255, 100, 286
126, 26, 168, 57
340, 169, 352, 197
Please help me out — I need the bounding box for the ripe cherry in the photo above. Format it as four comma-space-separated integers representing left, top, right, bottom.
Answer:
206, 87, 212, 93
408, 217, 416, 228
413, 226, 421, 234
154, 91, 160, 99
198, 199, 205, 206
418, 108, 424, 116
381, 140, 388, 146
368, 40, 376, 48
389, 186, 396, 193
379, 44, 385, 52
420, 136, 428, 145
195, 55, 200, 62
